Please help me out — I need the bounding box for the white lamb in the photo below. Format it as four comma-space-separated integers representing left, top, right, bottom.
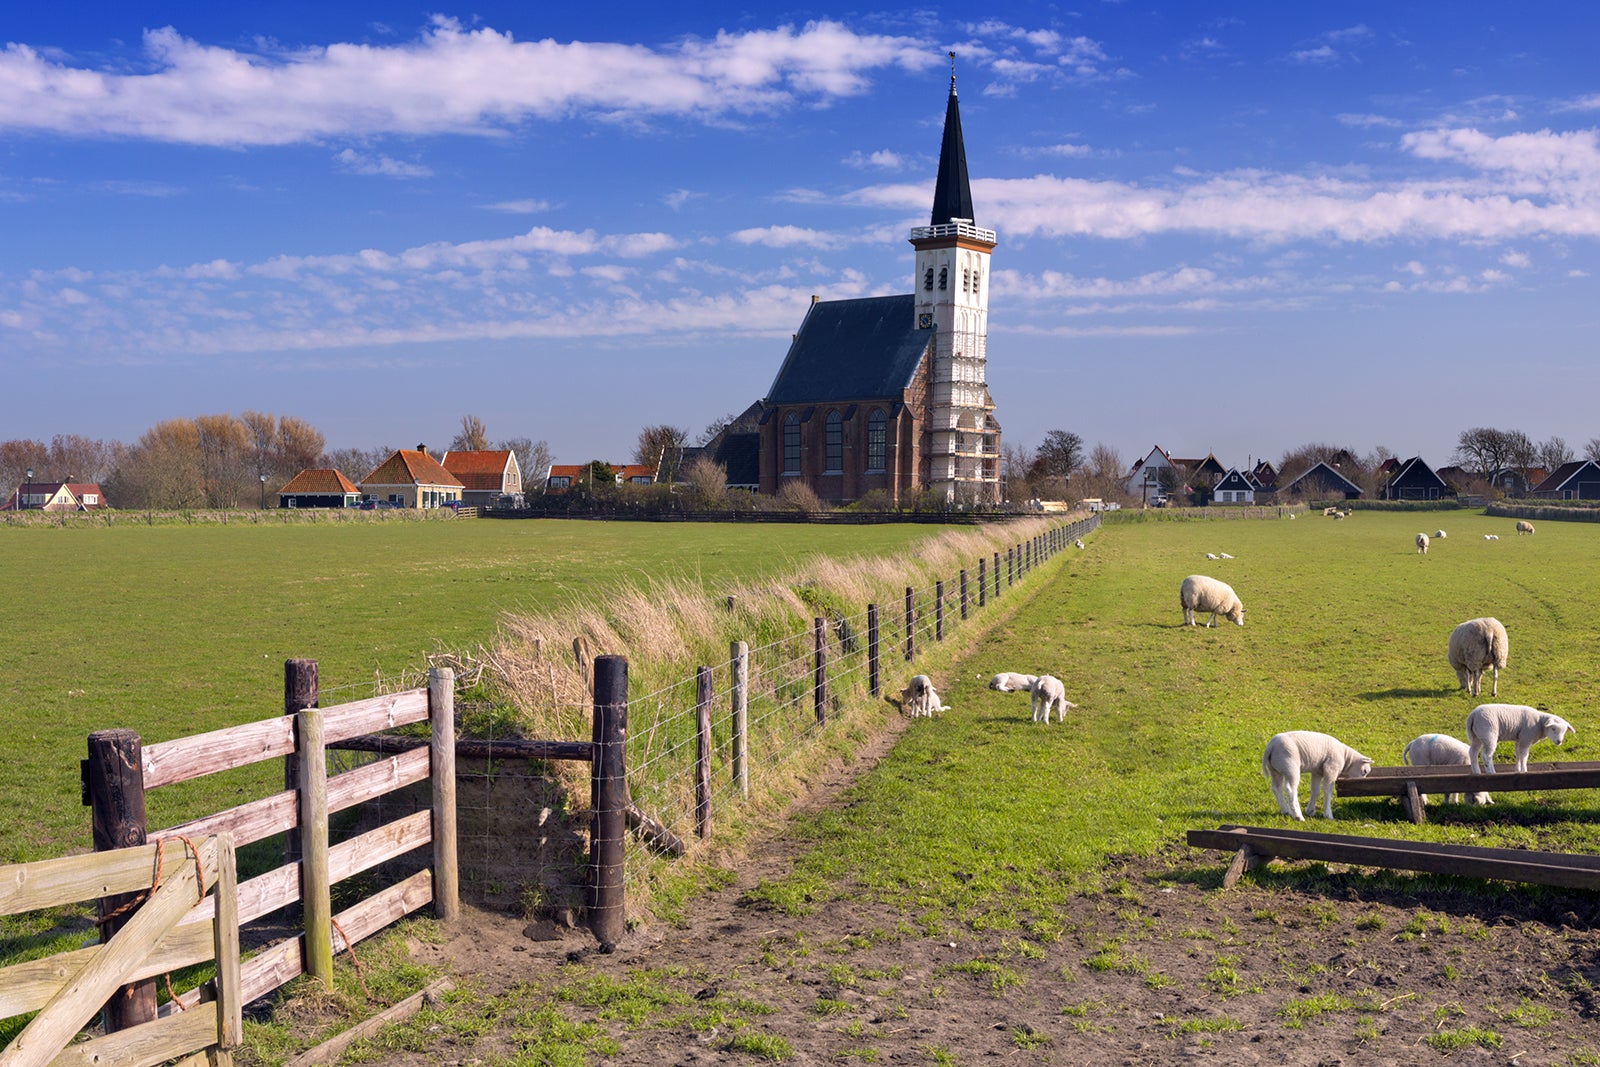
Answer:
1029, 675, 1077, 723
1415, 532, 1430, 554
1219, 552, 1234, 559
1402, 733, 1492, 805
1447, 617, 1509, 697
1516, 520, 1535, 536
1262, 730, 1373, 821
987, 672, 1038, 693
901, 674, 948, 718
1467, 703, 1574, 773
1179, 574, 1245, 627
1074, 539, 1085, 549
1483, 534, 1499, 541
1205, 552, 1219, 560
1434, 529, 1447, 539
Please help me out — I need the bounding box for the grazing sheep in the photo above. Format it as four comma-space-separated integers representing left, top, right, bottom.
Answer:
1416, 532, 1430, 554
1402, 733, 1493, 805
987, 672, 1038, 693
1219, 552, 1234, 559
1262, 730, 1373, 821
1334, 511, 1347, 520
1448, 617, 1509, 697
1074, 539, 1085, 549
1029, 675, 1077, 723
1205, 552, 1219, 560
1466, 703, 1574, 773
1516, 520, 1535, 536
1434, 529, 1447, 539
900, 674, 948, 718
1179, 574, 1245, 627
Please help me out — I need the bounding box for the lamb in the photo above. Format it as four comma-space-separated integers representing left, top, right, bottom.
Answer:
1179, 574, 1245, 627
1323, 506, 1339, 516
1219, 552, 1234, 559
1334, 511, 1347, 520
987, 672, 1038, 693
1483, 533, 1500, 541
1447, 617, 1509, 697
1516, 520, 1535, 536
1466, 703, 1574, 773
1402, 733, 1493, 805
1415, 532, 1430, 554
1262, 730, 1373, 820
900, 674, 948, 718
1434, 529, 1447, 539
1205, 552, 1219, 560
1074, 539, 1085, 549
1029, 675, 1077, 723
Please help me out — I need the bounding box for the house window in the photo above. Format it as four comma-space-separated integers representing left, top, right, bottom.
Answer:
824, 411, 843, 472
548, 476, 571, 490
782, 413, 801, 474
83, 494, 97, 505
866, 409, 887, 471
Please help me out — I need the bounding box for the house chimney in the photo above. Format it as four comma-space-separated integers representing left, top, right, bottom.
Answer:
417, 443, 427, 455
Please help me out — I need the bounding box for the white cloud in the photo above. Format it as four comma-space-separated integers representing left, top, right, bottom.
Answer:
843, 150, 904, 170
1399, 261, 1426, 275
1289, 46, 1338, 65
1500, 250, 1530, 268
484, 199, 552, 214
0, 18, 934, 145
729, 225, 845, 249
1337, 113, 1402, 128
334, 149, 431, 178
1554, 93, 1600, 113
1570, 268, 1591, 277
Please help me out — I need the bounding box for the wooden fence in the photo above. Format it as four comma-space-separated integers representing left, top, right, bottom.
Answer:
0, 834, 242, 1067
78, 665, 461, 1031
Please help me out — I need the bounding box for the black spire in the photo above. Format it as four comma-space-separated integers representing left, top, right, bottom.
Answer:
929, 54, 975, 226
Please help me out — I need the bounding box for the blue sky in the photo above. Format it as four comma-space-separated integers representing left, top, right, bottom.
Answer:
3, 3, 1598, 470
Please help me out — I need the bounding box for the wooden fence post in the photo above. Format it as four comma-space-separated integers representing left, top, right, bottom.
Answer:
589, 655, 628, 950
904, 587, 915, 661
1007, 547, 1014, 586
731, 641, 749, 800
978, 558, 987, 608
284, 658, 317, 874
867, 604, 880, 697
935, 581, 944, 641
85, 728, 156, 1032
960, 569, 969, 620
993, 552, 1001, 597
297, 707, 333, 987
429, 667, 460, 923
695, 666, 713, 838
813, 618, 828, 724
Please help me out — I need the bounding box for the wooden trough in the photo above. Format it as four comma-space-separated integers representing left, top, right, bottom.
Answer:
1336, 759, 1600, 824
1189, 824, 1600, 891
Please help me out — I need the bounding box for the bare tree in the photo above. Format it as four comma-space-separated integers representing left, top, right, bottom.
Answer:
697, 412, 739, 446
682, 456, 728, 505
1587, 438, 1600, 464
1452, 427, 1517, 475
194, 414, 251, 507
276, 415, 326, 477
451, 415, 489, 452
1029, 430, 1084, 482
496, 437, 551, 490
1000, 443, 1034, 500
47, 434, 118, 484
1538, 436, 1575, 471
323, 446, 391, 483
634, 424, 689, 472
116, 419, 205, 509
242, 411, 277, 479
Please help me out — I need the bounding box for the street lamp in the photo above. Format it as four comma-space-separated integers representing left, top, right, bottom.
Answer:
23, 468, 32, 510
259, 473, 268, 510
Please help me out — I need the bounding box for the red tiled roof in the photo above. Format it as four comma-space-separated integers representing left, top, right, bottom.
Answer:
360, 450, 465, 488
441, 450, 515, 492
280, 469, 359, 494
616, 464, 655, 483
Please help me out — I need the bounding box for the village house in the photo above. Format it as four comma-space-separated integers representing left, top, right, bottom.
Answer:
277, 469, 361, 509
441, 449, 523, 508
359, 446, 464, 509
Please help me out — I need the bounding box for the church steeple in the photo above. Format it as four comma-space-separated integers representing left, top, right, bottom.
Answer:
929, 54, 975, 226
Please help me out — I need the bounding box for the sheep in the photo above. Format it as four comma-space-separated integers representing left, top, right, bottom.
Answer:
1402, 733, 1493, 805
987, 672, 1038, 693
900, 674, 948, 718
1323, 506, 1339, 516
1334, 511, 1347, 520
1179, 574, 1245, 627
1219, 552, 1234, 559
1466, 703, 1574, 773
1029, 675, 1077, 723
1262, 730, 1373, 820
1074, 539, 1085, 549
1434, 529, 1447, 539
1415, 532, 1430, 554
1483, 533, 1500, 541
1448, 617, 1509, 697
1516, 520, 1535, 536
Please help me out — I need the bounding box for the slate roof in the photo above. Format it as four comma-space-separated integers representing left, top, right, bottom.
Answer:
1388, 456, 1446, 489
1533, 459, 1600, 493
279, 469, 359, 495
360, 450, 464, 488
1284, 461, 1362, 496
441, 450, 516, 492
765, 295, 930, 405
930, 84, 975, 226
1214, 469, 1254, 493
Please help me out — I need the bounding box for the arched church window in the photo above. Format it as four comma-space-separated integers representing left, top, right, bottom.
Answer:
963, 268, 970, 292
782, 413, 801, 474
824, 411, 843, 473
972, 266, 981, 296
938, 266, 947, 290
924, 268, 934, 291
866, 409, 887, 472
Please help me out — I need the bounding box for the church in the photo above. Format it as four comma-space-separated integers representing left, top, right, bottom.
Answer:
704, 72, 1002, 507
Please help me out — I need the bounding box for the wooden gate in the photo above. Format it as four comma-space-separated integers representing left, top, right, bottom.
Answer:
0, 833, 240, 1067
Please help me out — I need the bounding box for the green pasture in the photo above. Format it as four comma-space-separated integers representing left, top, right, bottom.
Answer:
0, 517, 948, 863
763, 509, 1600, 924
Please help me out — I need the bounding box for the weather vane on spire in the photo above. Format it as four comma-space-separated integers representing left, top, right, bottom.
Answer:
949, 51, 957, 90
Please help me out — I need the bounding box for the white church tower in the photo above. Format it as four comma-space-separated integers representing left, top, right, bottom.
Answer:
910, 60, 1000, 503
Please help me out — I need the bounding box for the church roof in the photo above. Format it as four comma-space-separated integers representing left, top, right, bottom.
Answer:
764, 295, 930, 405
930, 81, 975, 226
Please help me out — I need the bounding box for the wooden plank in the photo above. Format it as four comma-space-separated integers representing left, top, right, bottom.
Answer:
1198, 824, 1600, 873
48, 1005, 219, 1067
282, 978, 455, 1067
0, 923, 212, 1020
1222, 847, 1258, 889
143, 719, 296, 790
329, 734, 593, 763
2, 841, 216, 1067
1404, 782, 1425, 825
1362, 759, 1600, 779
1188, 827, 1600, 891
321, 691, 430, 746
213, 833, 242, 1051
1340, 764, 1600, 797
153, 750, 430, 853
0, 843, 172, 915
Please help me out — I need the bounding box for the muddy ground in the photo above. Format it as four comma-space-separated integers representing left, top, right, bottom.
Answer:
385, 724, 1600, 1066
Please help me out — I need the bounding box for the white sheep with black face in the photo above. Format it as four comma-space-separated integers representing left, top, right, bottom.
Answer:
1466, 704, 1574, 773
1262, 731, 1373, 821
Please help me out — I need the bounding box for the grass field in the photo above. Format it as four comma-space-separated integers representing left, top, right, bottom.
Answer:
769, 508, 1600, 920
0, 517, 951, 863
